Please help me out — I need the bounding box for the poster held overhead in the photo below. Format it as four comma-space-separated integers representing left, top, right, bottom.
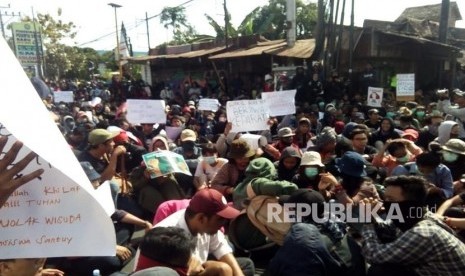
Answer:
226, 99, 269, 133
126, 99, 166, 124
0, 37, 116, 258
396, 74, 415, 102
261, 90, 297, 116
367, 87, 383, 107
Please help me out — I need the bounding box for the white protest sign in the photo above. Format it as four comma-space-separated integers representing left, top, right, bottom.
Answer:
126, 99, 166, 124
240, 133, 268, 150
261, 90, 297, 116
367, 87, 383, 107
165, 126, 183, 141
226, 99, 269, 132
53, 91, 74, 103
198, 98, 220, 112
0, 37, 115, 258
396, 74, 415, 100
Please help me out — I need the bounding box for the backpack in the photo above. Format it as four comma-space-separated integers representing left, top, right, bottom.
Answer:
245, 195, 292, 246
228, 211, 275, 252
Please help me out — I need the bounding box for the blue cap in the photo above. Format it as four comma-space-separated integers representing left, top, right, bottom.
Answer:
335, 151, 367, 177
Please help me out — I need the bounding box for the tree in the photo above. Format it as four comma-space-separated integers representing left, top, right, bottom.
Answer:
159, 6, 199, 45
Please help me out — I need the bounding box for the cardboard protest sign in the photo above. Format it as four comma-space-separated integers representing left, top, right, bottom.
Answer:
367, 87, 383, 107
142, 150, 191, 178
226, 99, 269, 132
53, 91, 74, 103
261, 90, 296, 116
240, 133, 268, 150
126, 99, 166, 124
165, 126, 183, 141
396, 74, 415, 101
0, 37, 116, 258
198, 98, 220, 112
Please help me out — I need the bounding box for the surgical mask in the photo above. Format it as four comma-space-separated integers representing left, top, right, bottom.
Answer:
318, 102, 325, 109
442, 152, 459, 163
304, 167, 319, 178
396, 154, 409, 164
204, 156, 216, 165
416, 111, 425, 118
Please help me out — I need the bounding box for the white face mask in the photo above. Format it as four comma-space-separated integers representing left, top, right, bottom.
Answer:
442, 151, 459, 163
203, 156, 216, 165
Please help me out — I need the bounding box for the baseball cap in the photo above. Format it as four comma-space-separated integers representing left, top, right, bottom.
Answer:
401, 129, 419, 140
88, 129, 119, 146
300, 151, 324, 167
189, 189, 240, 219
453, 89, 465, 97
278, 127, 295, 138
180, 129, 196, 142
335, 151, 367, 177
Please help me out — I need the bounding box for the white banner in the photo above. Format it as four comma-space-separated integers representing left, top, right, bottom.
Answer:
0, 37, 115, 258
198, 98, 220, 112
367, 87, 383, 107
240, 133, 268, 150
126, 99, 166, 124
396, 74, 415, 97
226, 99, 269, 132
53, 91, 74, 103
261, 90, 296, 116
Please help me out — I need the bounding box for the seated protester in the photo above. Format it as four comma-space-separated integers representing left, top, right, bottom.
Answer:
372, 138, 423, 177
349, 128, 378, 162
198, 111, 217, 142
130, 136, 186, 218
268, 189, 366, 276
142, 189, 256, 276
416, 110, 443, 150
111, 128, 148, 174
440, 139, 465, 191
320, 151, 380, 205
173, 129, 202, 173
292, 151, 327, 190
437, 192, 465, 241
364, 108, 381, 131
135, 227, 196, 276
211, 138, 256, 198
351, 112, 366, 125
369, 117, 401, 148
413, 105, 427, 126
194, 143, 228, 190
140, 123, 163, 150
153, 199, 191, 225
392, 152, 453, 209
361, 175, 465, 276
431, 120, 460, 147
397, 106, 420, 131
233, 157, 298, 210
293, 117, 314, 150
308, 127, 338, 165
307, 110, 323, 136
275, 146, 301, 182
263, 127, 301, 161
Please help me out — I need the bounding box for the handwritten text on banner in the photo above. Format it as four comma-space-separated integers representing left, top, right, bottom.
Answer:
126, 99, 166, 124
226, 99, 269, 132
261, 90, 296, 116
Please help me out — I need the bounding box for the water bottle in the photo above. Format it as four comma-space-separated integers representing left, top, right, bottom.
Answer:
92, 269, 101, 276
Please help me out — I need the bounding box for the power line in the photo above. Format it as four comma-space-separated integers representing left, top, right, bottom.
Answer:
78, 0, 196, 47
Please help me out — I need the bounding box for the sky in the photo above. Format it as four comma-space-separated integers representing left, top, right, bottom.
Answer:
2, 0, 465, 53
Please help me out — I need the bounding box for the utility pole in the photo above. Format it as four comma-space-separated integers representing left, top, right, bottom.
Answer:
0, 4, 10, 39
223, 0, 228, 47
348, 0, 354, 78
145, 12, 150, 52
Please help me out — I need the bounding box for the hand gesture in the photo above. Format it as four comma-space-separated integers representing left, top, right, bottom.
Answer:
115, 245, 132, 261
0, 136, 44, 207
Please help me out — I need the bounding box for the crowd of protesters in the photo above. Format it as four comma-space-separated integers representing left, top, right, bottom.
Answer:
3, 62, 465, 276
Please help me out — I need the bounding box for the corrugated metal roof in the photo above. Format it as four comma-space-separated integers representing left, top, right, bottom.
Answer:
209, 40, 287, 59
127, 46, 225, 62
264, 39, 316, 59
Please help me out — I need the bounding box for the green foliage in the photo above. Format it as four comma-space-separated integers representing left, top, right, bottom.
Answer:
160, 6, 200, 45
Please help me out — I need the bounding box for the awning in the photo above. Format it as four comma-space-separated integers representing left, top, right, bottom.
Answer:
209, 40, 287, 59
264, 39, 316, 59
127, 46, 226, 62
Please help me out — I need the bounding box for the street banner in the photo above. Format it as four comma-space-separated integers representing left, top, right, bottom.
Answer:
10, 22, 43, 68
198, 98, 220, 112
396, 73, 415, 101
53, 91, 74, 103
261, 89, 296, 116
226, 99, 269, 132
367, 87, 383, 107
126, 99, 166, 124
0, 37, 115, 258
142, 150, 191, 178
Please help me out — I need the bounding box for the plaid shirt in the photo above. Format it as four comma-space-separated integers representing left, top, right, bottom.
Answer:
362, 212, 465, 276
